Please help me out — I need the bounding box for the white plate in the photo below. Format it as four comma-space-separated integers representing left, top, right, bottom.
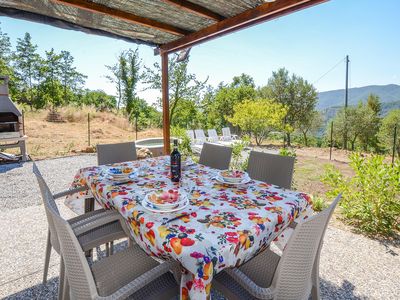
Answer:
105, 173, 137, 182
145, 191, 188, 210
142, 198, 189, 213
215, 175, 251, 185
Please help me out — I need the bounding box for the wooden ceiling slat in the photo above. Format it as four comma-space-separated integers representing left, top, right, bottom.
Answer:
158, 0, 225, 21
51, 0, 191, 36
160, 0, 328, 53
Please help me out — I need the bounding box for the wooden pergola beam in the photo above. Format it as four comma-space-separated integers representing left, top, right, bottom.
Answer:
161, 52, 171, 154
52, 0, 190, 36
158, 0, 224, 21
160, 0, 328, 53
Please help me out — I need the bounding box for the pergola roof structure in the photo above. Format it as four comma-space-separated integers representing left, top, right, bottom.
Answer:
0, 0, 328, 153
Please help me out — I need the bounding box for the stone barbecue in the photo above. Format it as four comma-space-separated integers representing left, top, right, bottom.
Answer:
0, 76, 27, 161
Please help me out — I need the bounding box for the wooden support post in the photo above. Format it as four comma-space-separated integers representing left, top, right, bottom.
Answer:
392, 124, 397, 165
329, 121, 333, 161
22, 110, 25, 135
88, 113, 91, 146
161, 52, 171, 154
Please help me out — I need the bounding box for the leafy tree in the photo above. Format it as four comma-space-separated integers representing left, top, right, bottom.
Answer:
130, 98, 162, 130
13, 33, 41, 108
118, 49, 142, 135
0, 24, 12, 62
60, 50, 86, 104
264, 68, 317, 146
81, 89, 116, 110
228, 99, 288, 145
144, 54, 207, 126
297, 111, 323, 146
0, 24, 19, 98
378, 109, 400, 157
367, 93, 382, 115
105, 53, 124, 109
42, 48, 63, 107
214, 74, 256, 127
171, 98, 199, 128
332, 102, 377, 150
360, 93, 381, 150
198, 85, 216, 128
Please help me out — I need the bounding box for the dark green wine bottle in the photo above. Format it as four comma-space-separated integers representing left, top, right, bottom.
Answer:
170, 139, 181, 182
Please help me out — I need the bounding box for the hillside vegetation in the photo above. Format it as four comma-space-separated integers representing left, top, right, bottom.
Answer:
317, 84, 400, 110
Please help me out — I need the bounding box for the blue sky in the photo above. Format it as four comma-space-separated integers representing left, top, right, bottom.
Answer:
1, 0, 399, 103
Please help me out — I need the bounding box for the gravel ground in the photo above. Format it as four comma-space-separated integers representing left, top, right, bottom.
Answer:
0, 155, 399, 299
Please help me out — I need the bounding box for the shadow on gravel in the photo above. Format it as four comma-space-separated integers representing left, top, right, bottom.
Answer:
4, 277, 58, 300
320, 279, 367, 300
0, 162, 23, 173
5, 274, 366, 300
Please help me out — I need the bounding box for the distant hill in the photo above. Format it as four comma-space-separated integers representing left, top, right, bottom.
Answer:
317, 84, 400, 110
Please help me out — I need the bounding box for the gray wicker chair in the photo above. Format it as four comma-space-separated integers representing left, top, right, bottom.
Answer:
33, 163, 127, 291
97, 142, 137, 165
213, 194, 342, 300
42, 180, 179, 300
199, 142, 232, 170
247, 151, 295, 189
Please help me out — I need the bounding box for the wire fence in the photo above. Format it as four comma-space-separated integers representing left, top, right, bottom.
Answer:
328, 121, 398, 164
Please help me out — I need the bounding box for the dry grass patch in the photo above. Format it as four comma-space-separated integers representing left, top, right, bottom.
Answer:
17, 108, 162, 159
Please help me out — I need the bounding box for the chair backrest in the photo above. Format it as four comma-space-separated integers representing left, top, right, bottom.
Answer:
186, 130, 195, 141
43, 179, 99, 299
247, 151, 295, 189
271, 194, 341, 300
207, 129, 219, 142
222, 127, 232, 141
194, 129, 207, 143
199, 142, 232, 170
33, 163, 61, 253
97, 142, 137, 165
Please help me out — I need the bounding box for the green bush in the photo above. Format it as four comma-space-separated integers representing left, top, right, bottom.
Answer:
279, 147, 297, 159
230, 136, 250, 170
171, 126, 192, 158
312, 196, 328, 212
322, 153, 400, 236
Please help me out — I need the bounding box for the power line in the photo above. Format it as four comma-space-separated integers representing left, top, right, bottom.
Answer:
313, 57, 346, 85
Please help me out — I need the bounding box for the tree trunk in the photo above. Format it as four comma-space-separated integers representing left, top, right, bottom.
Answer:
135, 114, 138, 140
303, 131, 308, 147
286, 132, 291, 147
351, 138, 356, 151
255, 135, 261, 146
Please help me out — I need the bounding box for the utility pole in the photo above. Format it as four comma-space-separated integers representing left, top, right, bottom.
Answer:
343, 55, 349, 150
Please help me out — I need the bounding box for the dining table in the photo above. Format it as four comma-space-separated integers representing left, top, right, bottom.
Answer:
66, 155, 313, 300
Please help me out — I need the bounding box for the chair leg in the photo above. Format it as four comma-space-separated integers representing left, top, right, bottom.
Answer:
58, 257, 65, 300
110, 241, 114, 255
43, 229, 52, 284
62, 273, 70, 300
106, 243, 110, 257
83, 197, 94, 258
311, 254, 321, 300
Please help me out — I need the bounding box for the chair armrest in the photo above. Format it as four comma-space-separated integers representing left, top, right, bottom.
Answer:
224, 268, 275, 299
72, 210, 124, 236
110, 260, 178, 299
53, 186, 88, 199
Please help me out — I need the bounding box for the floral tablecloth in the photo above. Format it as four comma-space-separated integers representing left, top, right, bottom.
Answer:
66, 156, 313, 300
